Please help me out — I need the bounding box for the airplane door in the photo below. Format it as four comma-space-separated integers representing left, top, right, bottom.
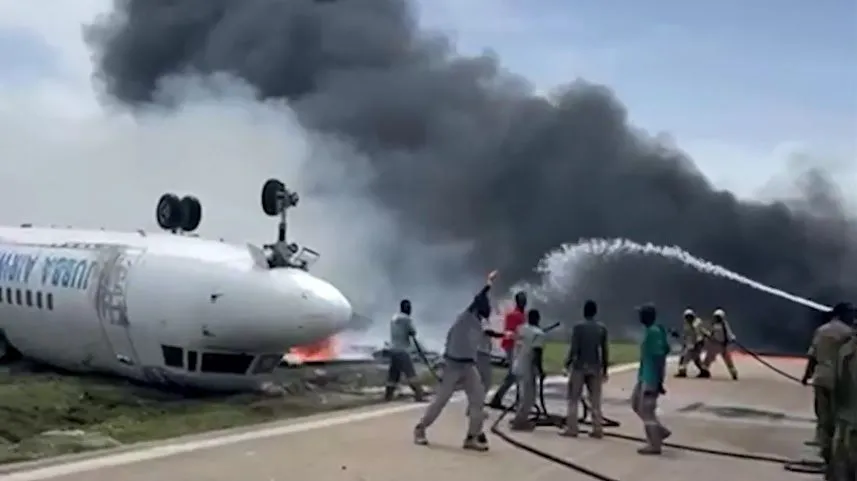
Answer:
93, 246, 145, 371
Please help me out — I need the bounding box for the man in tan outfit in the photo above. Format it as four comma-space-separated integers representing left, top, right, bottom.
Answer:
801, 303, 855, 471
676, 308, 710, 378
830, 319, 857, 481
702, 308, 738, 380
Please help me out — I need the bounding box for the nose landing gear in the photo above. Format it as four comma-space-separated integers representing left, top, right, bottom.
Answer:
259, 178, 319, 270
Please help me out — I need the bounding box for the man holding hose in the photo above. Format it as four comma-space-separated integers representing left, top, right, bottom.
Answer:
802, 302, 854, 471
488, 291, 528, 409
808, 302, 857, 479
676, 308, 710, 378
831, 326, 857, 481
384, 299, 427, 402
509, 308, 546, 431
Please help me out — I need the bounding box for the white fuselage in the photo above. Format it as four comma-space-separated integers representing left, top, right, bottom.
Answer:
0, 226, 353, 391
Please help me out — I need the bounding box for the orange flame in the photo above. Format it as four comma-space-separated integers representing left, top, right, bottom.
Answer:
289, 337, 338, 363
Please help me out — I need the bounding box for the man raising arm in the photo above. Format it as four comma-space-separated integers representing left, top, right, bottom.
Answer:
413, 270, 499, 452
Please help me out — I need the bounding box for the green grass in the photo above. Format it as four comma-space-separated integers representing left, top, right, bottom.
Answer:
477, 341, 639, 384
543, 340, 639, 374
0, 342, 642, 465
0, 369, 384, 464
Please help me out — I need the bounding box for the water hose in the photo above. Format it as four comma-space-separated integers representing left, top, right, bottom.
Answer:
411, 325, 822, 476
490, 376, 821, 480
730, 340, 806, 384
668, 334, 823, 473
727, 340, 825, 473
411, 335, 823, 479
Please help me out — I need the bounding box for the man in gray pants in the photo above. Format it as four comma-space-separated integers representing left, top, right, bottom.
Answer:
562, 300, 609, 438
414, 270, 498, 452
384, 299, 426, 402
488, 291, 528, 409
476, 306, 505, 402
510, 309, 546, 431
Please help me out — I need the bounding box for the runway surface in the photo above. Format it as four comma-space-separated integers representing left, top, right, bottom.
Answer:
0, 354, 818, 481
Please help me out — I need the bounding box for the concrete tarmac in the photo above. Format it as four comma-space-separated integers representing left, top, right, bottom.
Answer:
1, 355, 818, 481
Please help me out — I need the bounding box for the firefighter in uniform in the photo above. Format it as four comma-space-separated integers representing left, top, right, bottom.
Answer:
701, 309, 738, 380
831, 330, 857, 481
806, 302, 857, 479
676, 308, 710, 378
802, 302, 854, 465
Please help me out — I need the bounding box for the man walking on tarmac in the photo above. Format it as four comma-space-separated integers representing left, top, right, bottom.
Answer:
802, 302, 855, 473
829, 307, 857, 481
676, 308, 710, 378
633, 304, 672, 455
561, 299, 609, 438
384, 299, 427, 402
413, 270, 499, 452
488, 291, 528, 409
701, 308, 738, 380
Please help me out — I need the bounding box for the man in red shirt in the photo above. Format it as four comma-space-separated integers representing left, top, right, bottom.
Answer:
487, 291, 527, 409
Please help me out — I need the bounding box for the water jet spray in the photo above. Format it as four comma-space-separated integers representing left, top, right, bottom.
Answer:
526, 238, 832, 313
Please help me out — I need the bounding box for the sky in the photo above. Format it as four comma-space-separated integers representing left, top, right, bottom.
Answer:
419, 0, 857, 196
0, 0, 854, 196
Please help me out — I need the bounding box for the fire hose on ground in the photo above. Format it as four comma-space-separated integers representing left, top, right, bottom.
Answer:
410, 336, 824, 480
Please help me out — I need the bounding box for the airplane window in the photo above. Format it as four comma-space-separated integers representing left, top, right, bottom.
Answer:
46, 293, 53, 310
161, 345, 184, 368
251, 354, 282, 374
15, 289, 21, 306
200, 352, 254, 374
187, 350, 198, 371
25, 290, 32, 307
5, 288, 11, 304
35, 291, 42, 309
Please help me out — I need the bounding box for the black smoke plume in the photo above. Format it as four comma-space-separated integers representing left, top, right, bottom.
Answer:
85, 0, 857, 351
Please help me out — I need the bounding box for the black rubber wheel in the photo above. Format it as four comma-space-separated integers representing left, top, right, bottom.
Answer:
156, 193, 183, 230
179, 195, 202, 232
261, 178, 286, 216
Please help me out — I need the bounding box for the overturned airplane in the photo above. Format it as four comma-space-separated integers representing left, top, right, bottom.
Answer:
0, 179, 353, 391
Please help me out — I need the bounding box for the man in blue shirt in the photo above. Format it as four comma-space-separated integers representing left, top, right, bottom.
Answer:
632, 304, 672, 455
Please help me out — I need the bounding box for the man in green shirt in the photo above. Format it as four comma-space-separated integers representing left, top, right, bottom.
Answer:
632, 304, 672, 455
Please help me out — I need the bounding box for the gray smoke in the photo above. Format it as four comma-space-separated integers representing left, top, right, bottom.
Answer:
85, 0, 856, 351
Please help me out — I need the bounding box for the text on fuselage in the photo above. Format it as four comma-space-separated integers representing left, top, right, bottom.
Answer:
0, 250, 97, 290
41, 256, 97, 290
0, 252, 39, 283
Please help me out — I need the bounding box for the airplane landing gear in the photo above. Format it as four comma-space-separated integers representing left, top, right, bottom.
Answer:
179, 196, 202, 232
261, 178, 298, 217
156, 193, 202, 233
156, 193, 182, 231
259, 178, 318, 270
